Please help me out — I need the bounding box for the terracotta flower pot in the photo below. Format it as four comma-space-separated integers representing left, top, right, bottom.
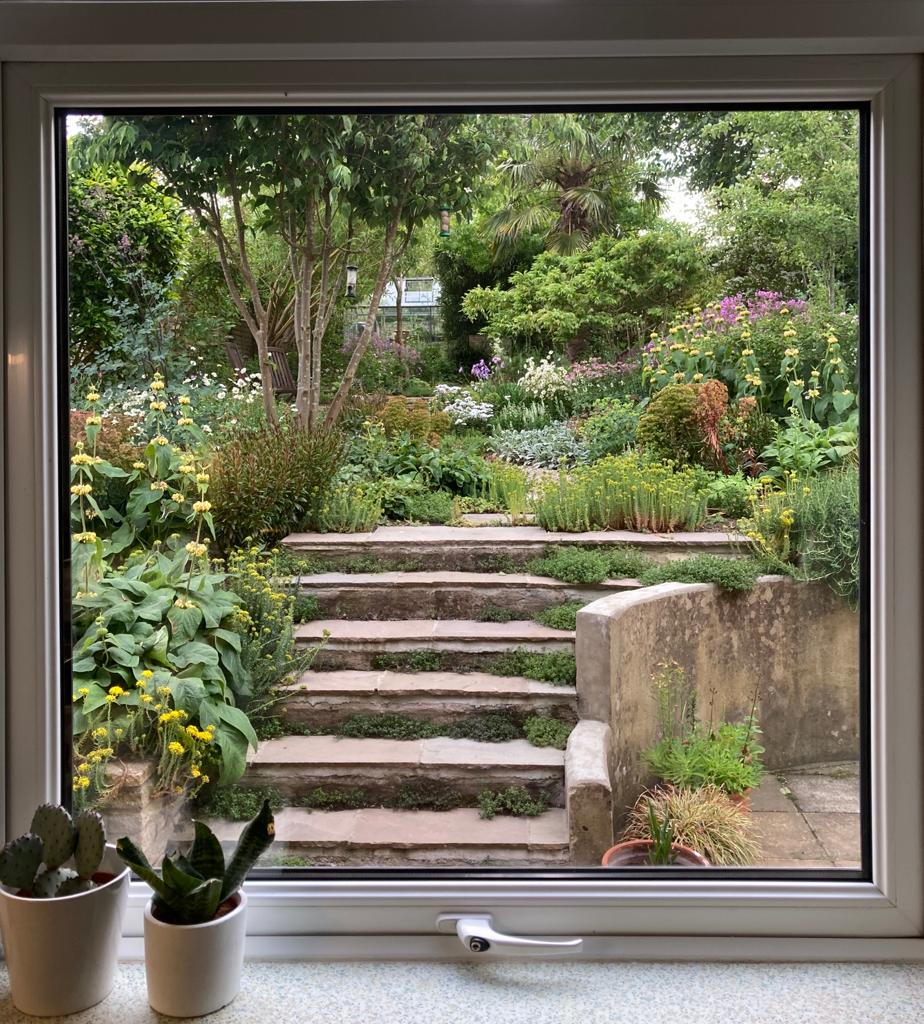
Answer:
600, 839, 710, 867
0, 845, 129, 1016
143, 890, 247, 1017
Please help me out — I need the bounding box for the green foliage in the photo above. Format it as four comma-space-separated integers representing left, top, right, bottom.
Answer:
577, 398, 641, 461
533, 601, 584, 631
463, 227, 709, 354
790, 466, 860, 606
67, 162, 186, 374
492, 400, 563, 432
370, 649, 445, 672
303, 787, 369, 811
527, 545, 650, 584
478, 604, 517, 623
117, 800, 275, 924
376, 398, 450, 440
293, 595, 322, 623
760, 413, 858, 479
643, 725, 765, 796
523, 716, 574, 750
533, 454, 708, 533
390, 782, 465, 812
624, 785, 759, 866
381, 484, 455, 525
635, 383, 701, 464
700, 471, 759, 519
209, 423, 344, 549
314, 482, 383, 533
478, 786, 549, 820
638, 555, 762, 592
198, 786, 286, 822
477, 461, 531, 523
487, 649, 577, 687
489, 424, 587, 468
644, 800, 677, 865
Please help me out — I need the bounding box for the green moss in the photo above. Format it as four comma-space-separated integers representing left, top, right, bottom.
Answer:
303, 787, 368, 810
390, 781, 466, 811
486, 648, 577, 686
371, 649, 445, 672
523, 716, 574, 750
478, 603, 518, 623
293, 594, 322, 622
527, 546, 651, 584
334, 712, 525, 745
533, 601, 584, 631
478, 786, 549, 820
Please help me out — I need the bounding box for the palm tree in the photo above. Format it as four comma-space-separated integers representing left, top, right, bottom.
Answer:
487, 114, 663, 255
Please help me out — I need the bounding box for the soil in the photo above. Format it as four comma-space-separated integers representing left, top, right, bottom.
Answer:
150, 891, 240, 924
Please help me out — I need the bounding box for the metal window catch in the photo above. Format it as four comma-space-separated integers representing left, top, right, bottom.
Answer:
436, 914, 583, 956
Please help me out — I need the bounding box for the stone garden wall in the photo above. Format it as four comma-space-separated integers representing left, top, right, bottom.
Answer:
576, 577, 859, 825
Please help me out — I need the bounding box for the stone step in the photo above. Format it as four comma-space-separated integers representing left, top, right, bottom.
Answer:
297, 570, 636, 620
208, 807, 570, 867
298, 618, 574, 671
243, 735, 565, 804
280, 669, 578, 728
284, 524, 745, 571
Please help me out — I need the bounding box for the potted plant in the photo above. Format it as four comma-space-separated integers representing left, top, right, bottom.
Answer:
620, 785, 760, 866
117, 799, 275, 1018
0, 804, 129, 1016
601, 799, 710, 867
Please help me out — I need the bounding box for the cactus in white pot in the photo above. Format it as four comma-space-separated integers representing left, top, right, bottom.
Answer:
0, 803, 129, 1016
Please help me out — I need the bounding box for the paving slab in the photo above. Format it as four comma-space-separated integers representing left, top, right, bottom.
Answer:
287, 525, 745, 545
784, 774, 861, 813
298, 618, 574, 640
751, 776, 798, 813
287, 669, 575, 696
751, 811, 831, 864
804, 812, 862, 863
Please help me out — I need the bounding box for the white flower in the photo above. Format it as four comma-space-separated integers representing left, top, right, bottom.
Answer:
517, 352, 569, 400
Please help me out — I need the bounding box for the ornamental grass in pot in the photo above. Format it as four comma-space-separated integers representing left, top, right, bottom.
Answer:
0, 804, 129, 1016
601, 800, 710, 867
117, 799, 275, 1018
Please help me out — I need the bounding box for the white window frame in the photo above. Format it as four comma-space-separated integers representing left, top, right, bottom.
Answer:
2, 53, 922, 961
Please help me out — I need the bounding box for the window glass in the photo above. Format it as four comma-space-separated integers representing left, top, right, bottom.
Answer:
64, 108, 863, 876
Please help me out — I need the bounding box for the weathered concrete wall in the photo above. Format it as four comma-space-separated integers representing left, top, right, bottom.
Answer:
576, 577, 859, 825
101, 760, 188, 861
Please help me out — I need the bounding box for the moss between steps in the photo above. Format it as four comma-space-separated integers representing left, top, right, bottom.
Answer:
369, 648, 577, 686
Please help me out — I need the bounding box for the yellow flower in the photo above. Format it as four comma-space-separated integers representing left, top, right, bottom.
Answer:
156, 686, 172, 697
179, 463, 196, 475
151, 378, 166, 391
105, 693, 117, 703
179, 395, 191, 406
740, 348, 754, 357
85, 415, 102, 426
192, 500, 212, 514
177, 417, 194, 427
150, 481, 168, 492
74, 776, 91, 791
185, 541, 207, 558
167, 741, 184, 756
140, 694, 154, 704
72, 531, 97, 544
784, 347, 799, 357
132, 461, 146, 470
152, 435, 169, 446
195, 473, 210, 485
86, 391, 101, 403
783, 329, 797, 338
191, 765, 202, 778
92, 727, 108, 739
108, 685, 125, 697
827, 335, 839, 345
70, 483, 92, 496
71, 452, 95, 465
150, 401, 167, 412
142, 669, 153, 678
171, 493, 185, 503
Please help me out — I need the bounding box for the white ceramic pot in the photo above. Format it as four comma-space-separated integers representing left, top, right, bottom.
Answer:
143, 890, 247, 1017
0, 844, 129, 1017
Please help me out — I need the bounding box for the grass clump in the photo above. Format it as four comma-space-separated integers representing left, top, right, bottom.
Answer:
303, 787, 368, 810
533, 601, 584, 631
314, 482, 383, 533
371, 649, 445, 672
487, 649, 577, 686
390, 781, 466, 811
478, 786, 549, 820
623, 786, 760, 866
638, 555, 762, 592
523, 716, 574, 750
197, 785, 286, 821
533, 453, 708, 533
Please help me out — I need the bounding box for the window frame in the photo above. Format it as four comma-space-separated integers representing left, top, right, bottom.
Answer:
2, 53, 922, 959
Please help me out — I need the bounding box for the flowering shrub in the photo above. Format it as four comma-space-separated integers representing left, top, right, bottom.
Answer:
644, 294, 858, 426
431, 384, 494, 425
533, 453, 708, 533
489, 424, 588, 469
517, 353, 570, 401
564, 356, 645, 411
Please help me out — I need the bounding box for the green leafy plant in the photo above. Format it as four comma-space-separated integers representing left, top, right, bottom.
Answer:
477, 786, 549, 820
624, 786, 759, 866
523, 716, 574, 750
527, 546, 650, 584
635, 383, 701, 465
760, 413, 858, 479
197, 786, 286, 822
533, 601, 584, 631
638, 555, 762, 592
314, 482, 383, 533
0, 805, 107, 898
488, 424, 588, 469
478, 604, 517, 623
533, 453, 708, 533
577, 397, 641, 461
486, 649, 577, 686
644, 799, 677, 865
116, 800, 276, 925
370, 649, 445, 672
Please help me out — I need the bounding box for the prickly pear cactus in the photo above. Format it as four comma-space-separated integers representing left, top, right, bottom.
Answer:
30, 804, 76, 870
55, 875, 95, 897
33, 867, 78, 899
74, 810, 105, 880
0, 833, 43, 891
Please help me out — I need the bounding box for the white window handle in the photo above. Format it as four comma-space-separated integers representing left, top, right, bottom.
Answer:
436, 914, 583, 956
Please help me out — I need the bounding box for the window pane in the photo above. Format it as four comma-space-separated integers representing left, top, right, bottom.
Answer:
64, 109, 862, 874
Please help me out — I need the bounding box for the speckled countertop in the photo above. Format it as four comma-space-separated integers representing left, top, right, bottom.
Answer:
3, 962, 924, 1023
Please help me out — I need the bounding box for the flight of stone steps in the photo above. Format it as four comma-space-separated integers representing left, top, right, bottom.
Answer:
220, 525, 740, 867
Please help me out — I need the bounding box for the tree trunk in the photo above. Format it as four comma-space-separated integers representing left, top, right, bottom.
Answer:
395, 277, 404, 352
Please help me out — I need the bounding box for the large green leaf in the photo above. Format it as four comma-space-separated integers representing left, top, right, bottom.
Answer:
171, 640, 219, 670
168, 604, 204, 645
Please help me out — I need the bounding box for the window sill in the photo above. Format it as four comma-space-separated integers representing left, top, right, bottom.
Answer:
3, 960, 924, 1023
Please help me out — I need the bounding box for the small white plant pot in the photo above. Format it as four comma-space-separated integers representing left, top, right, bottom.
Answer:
0, 845, 130, 1017
143, 889, 247, 1017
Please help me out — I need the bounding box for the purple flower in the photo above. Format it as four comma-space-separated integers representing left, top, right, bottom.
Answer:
470, 359, 491, 381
